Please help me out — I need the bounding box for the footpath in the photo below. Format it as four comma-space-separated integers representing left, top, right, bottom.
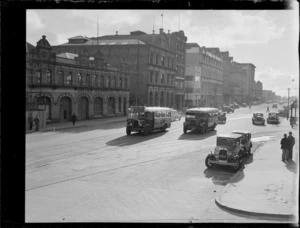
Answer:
26, 116, 127, 134
216, 125, 299, 221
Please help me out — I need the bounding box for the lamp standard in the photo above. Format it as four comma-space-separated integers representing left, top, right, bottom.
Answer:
136, 38, 139, 106
287, 88, 290, 120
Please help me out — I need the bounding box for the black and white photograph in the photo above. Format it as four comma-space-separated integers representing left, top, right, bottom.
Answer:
21, 2, 299, 225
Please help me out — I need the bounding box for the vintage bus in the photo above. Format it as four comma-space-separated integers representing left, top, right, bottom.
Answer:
126, 106, 172, 136
183, 107, 218, 134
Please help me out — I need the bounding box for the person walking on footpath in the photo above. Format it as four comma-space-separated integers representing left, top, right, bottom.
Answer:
28, 113, 33, 131
71, 113, 77, 126
34, 114, 40, 131
280, 133, 290, 162
287, 131, 295, 161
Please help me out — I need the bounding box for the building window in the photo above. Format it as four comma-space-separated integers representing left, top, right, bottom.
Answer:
161, 73, 164, 84
149, 71, 153, 83
124, 78, 128, 89
155, 71, 159, 83
86, 74, 90, 86
93, 75, 97, 86
150, 53, 154, 64
66, 72, 72, 85
77, 73, 82, 85
107, 76, 111, 87
100, 75, 104, 87
161, 56, 165, 66
46, 70, 51, 84
156, 54, 159, 65
58, 71, 64, 85
120, 78, 123, 88
36, 70, 41, 84
119, 97, 122, 112
82, 74, 86, 86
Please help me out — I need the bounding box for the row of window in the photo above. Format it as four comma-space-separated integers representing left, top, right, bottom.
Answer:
149, 53, 175, 69
33, 70, 128, 89
149, 71, 175, 85
204, 56, 222, 68
202, 66, 222, 81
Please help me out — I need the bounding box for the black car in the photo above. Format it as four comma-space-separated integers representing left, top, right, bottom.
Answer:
218, 112, 227, 123
222, 106, 234, 113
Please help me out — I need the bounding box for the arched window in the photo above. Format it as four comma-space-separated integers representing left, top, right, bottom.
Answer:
160, 91, 165, 106
154, 92, 158, 106
46, 70, 52, 84
107, 76, 111, 87
58, 71, 64, 85
149, 91, 153, 106
66, 72, 72, 85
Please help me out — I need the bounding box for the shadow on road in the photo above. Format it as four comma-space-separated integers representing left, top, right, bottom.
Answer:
47, 121, 125, 134
285, 160, 297, 174
204, 166, 245, 186
178, 130, 217, 141
106, 130, 168, 147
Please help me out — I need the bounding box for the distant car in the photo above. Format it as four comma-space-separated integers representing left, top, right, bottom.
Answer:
267, 112, 280, 124
233, 102, 239, 109
171, 109, 181, 121
272, 104, 278, 108
278, 109, 287, 117
229, 104, 235, 110
222, 106, 234, 113
242, 103, 247, 108
218, 112, 227, 123
252, 113, 265, 125
205, 133, 247, 171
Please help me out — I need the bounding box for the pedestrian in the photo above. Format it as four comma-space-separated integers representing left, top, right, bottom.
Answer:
266, 106, 269, 112
71, 113, 77, 126
280, 133, 290, 162
34, 114, 40, 131
28, 113, 33, 131
287, 131, 295, 161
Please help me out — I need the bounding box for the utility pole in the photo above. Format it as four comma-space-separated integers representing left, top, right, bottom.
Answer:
136, 38, 139, 106
287, 88, 290, 120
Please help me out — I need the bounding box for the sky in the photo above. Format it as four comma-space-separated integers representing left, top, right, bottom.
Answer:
26, 4, 299, 97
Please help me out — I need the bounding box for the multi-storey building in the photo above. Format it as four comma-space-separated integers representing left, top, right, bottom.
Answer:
26, 35, 130, 123
52, 29, 187, 110
185, 44, 223, 108
253, 80, 263, 101
262, 90, 276, 102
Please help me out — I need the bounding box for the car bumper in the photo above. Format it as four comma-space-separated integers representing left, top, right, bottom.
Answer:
208, 160, 239, 167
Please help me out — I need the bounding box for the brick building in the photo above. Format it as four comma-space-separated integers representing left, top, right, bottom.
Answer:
52, 29, 187, 110
26, 35, 130, 124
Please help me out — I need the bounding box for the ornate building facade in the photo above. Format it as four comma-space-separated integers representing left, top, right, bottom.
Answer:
26, 36, 130, 123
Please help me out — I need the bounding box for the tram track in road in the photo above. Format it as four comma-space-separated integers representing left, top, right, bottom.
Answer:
26, 143, 215, 192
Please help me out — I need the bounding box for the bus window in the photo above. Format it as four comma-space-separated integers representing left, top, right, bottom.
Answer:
161, 112, 165, 117
145, 112, 152, 119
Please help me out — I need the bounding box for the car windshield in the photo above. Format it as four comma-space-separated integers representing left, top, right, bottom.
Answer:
127, 112, 146, 120
186, 112, 207, 119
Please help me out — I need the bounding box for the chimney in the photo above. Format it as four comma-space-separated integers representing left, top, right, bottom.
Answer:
168, 30, 170, 34
116, 31, 118, 36
42, 35, 46, 40
159, 28, 163, 34
152, 30, 155, 34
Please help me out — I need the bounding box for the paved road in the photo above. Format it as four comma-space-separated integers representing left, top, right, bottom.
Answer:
25, 104, 294, 223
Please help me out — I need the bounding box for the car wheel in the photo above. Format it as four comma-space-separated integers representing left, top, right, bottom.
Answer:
205, 156, 214, 169
179, 117, 181, 120
143, 127, 149, 136
183, 127, 187, 134
248, 147, 252, 155
162, 124, 167, 132
126, 127, 131, 135
232, 160, 241, 171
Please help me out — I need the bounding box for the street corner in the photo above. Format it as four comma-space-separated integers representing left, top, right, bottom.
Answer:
215, 177, 297, 219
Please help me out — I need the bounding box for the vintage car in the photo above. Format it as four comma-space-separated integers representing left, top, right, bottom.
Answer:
233, 102, 239, 109
242, 103, 248, 108
232, 130, 252, 155
222, 105, 234, 113
272, 104, 278, 108
171, 109, 181, 121
205, 134, 247, 171
252, 113, 265, 125
267, 112, 280, 124
229, 104, 235, 110
218, 112, 227, 123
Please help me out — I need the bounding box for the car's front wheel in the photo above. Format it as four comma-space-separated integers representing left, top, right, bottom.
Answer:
126, 127, 131, 135
205, 156, 214, 169
232, 160, 241, 171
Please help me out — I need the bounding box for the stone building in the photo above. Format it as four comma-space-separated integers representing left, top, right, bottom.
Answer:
253, 80, 263, 101
52, 29, 187, 110
26, 35, 130, 123
185, 44, 223, 108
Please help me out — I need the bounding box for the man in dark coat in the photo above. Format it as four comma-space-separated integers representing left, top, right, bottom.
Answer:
28, 113, 33, 130
71, 113, 77, 126
287, 131, 295, 161
280, 133, 290, 162
34, 114, 40, 131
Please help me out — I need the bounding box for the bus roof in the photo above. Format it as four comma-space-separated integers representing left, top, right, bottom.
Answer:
217, 134, 243, 139
129, 106, 171, 112
232, 130, 251, 135
186, 107, 218, 113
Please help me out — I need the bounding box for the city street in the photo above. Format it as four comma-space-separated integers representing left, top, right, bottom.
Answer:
26, 104, 298, 223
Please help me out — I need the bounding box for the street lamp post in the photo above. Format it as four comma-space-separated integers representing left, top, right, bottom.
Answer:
136, 38, 139, 106
287, 88, 290, 120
